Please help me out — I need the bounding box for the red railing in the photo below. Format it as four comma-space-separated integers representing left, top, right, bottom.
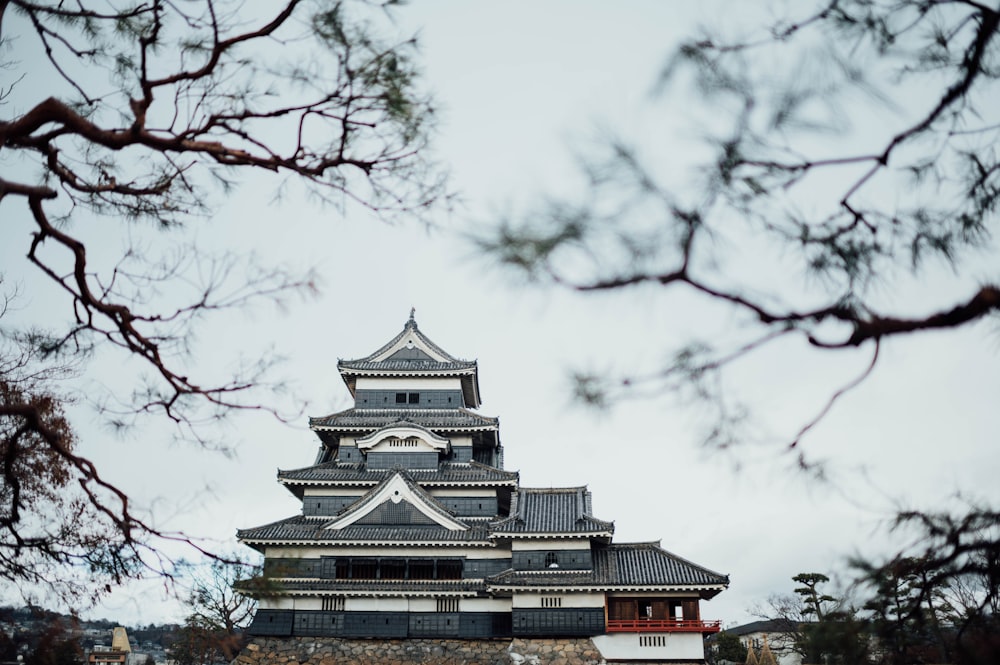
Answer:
606, 618, 722, 633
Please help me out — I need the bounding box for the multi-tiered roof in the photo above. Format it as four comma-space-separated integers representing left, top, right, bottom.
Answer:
238, 314, 728, 656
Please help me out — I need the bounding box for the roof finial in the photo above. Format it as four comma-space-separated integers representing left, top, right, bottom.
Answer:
407, 307, 417, 328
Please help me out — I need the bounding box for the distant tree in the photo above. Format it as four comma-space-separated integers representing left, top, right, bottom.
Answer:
711, 631, 748, 664
0, 630, 15, 660
793, 573, 839, 621
172, 555, 259, 662
852, 505, 1000, 665
759, 573, 871, 665
0, 0, 443, 605
22, 616, 80, 665
481, 0, 1000, 457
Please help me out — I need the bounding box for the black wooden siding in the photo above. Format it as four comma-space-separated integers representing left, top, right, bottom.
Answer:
248, 609, 517, 638
355, 389, 465, 409
301, 495, 359, 517
435, 496, 497, 517
513, 549, 593, 571
262, 556, 512, 580
367, 451, 439, 469
512, 608, 606, 637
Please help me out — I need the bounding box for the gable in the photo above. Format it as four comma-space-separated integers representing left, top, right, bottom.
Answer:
324, 472, 469, 532
355, 500, 436, 525
385, 346, 434, 361
356, 423, 451, 453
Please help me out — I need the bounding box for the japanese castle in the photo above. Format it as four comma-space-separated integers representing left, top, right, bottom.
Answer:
238, 314, 728, 662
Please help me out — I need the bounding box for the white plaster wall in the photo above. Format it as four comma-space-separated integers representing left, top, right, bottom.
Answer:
430, 487, 497, 497
302, 488, 364, 497
511, 539, 591, 551
367, 438, 440, 453
606, 590, 700, 599
512, 592, 605, 608
356, 377, 463, 390
263, 545, 509, 558
346, 597, 409, 611
258, 597, 294, 610
460, 597, 512, 612
591, 632, 705, 661
406, 598, 437, 612
292, 597, 322, 610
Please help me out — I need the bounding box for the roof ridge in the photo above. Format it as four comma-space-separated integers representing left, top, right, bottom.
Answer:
338, 315, 471, 365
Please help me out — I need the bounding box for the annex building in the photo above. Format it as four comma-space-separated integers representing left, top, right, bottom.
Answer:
238, 314, 728, 662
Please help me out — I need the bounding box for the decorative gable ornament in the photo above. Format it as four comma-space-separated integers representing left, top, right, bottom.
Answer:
324, 471, 469, 531
356, 423, 451, 454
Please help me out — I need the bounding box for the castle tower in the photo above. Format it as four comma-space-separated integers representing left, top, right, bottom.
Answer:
238, 314, 728, 661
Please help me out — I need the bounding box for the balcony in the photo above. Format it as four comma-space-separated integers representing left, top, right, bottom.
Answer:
605, 618, 722, 633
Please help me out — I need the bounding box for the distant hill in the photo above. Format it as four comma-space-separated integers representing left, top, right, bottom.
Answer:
0, 606, 183, 662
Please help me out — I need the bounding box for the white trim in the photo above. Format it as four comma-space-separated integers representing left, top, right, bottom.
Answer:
511, 539, 592, 550
489, 584, 728, 593
356, 425, 451, 453
245, 538, 495, 547
279, 478, 517, 488
493, 531, 613, 539
325, 474, 468, 531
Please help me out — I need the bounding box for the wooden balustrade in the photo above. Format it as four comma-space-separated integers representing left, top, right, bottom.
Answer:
605, 618, 722, 633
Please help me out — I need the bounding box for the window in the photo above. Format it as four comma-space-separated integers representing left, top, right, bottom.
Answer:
335, 559, 350, 579
381, 559, 406, 579
351, 559, 377, 579
321, 597, 345, 611
437, 559, 463, 580
436, 598, 459, 612
395, 393, 406, 404
544, 552, 559, 568
541, 596, 562, 608
408, 392, 419, 404
409, 559, 435, 580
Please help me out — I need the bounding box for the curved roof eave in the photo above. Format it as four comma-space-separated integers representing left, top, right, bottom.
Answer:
489, 531, 614, 539
487, 583, 729, 593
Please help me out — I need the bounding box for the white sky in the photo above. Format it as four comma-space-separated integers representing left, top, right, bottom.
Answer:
2, 0, 999, 629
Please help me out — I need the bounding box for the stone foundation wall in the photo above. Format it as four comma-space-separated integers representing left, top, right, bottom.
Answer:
234, 636, 704, 665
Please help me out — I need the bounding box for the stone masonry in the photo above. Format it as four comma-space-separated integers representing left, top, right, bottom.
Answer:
233, 636, 704, 665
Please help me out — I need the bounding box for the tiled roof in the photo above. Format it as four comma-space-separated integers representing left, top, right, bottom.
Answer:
278, 461, 518, 486
722, 619, 801, 636
238, 515, 493, 545
258, 579, 486, 594
338, 358, 477, 373
490, 487, 614, 536
338, 315, 475, 374
594, 542, 729, 587
309, 408, 498, 431
487, 570, 595, 586
488, 542, 728, 592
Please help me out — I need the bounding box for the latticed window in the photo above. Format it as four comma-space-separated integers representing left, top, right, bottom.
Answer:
436, 598, 459, 612
437, 559, 463, 580
409, 559, 435, 580
351, 558, 377, 579
381, 559, 406, 579
541, 596, 562, 608
321, 597, 345, 611
544, 551, 559, 568
334, 558, 350, 579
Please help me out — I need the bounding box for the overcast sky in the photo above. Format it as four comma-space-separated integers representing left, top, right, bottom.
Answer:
3, 0, 999, 629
